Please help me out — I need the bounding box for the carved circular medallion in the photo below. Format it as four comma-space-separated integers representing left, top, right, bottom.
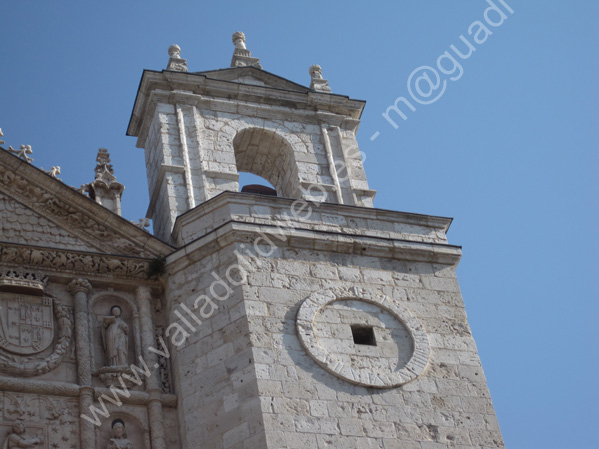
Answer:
296, 287, 430, 388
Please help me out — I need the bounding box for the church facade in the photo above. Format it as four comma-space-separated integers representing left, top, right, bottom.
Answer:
0, 33, 504, 449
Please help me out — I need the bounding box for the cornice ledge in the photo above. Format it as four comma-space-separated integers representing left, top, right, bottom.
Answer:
167, 219, 461, 269
0, 241, 166, 282
0, 375, 177, 407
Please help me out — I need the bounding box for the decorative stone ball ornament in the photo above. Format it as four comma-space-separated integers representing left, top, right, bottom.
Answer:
166, 44, 188, 72
230, 31, 261, 68
232, 31, 247, 49
168, 44, 181, 59
309, 64, 324, 79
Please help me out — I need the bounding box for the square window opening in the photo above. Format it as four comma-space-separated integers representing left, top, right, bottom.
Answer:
351, 325, 377, 346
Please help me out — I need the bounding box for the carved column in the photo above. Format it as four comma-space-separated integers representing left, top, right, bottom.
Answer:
136, 285, 166, 449
68, 278, 95, 449
133, 311, 142, 365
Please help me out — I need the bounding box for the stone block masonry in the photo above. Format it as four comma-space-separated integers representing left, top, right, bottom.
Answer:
163, 193, 504, 448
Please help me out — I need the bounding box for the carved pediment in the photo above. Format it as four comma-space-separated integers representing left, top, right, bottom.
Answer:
0, 148, 173, 259
196, 66, 313, 94
0, 190, 100, 253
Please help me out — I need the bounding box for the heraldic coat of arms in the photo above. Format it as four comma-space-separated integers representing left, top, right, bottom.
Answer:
0, 293, 54, 355
0, 268, 73, 377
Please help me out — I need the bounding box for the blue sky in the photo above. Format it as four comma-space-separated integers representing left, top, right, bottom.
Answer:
1, 1, 597, 447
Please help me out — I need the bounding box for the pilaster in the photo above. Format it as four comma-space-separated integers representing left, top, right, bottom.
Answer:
67, 278, 95, 449
136, 285, 166, 449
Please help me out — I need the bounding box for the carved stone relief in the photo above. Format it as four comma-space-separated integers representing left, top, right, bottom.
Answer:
96, 411, 148, 449
91, 297, 140, 389
105, 419, 134, 449
102, 306, 129, 368
154, 327, 171, 394
0, 271, 74, 377
0, 419, 44, 448
0, 245, 151, 280
0, 295, 54, 356
0, 393, 79, 449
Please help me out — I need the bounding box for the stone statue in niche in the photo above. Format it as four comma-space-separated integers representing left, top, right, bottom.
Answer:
102, 305, 129, 367
2, 420, 43, 448
106, 419, 134, 449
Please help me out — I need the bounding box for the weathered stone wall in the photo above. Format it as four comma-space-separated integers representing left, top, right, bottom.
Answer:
241, 247, 504, 449
163, 194, 503, 449
165, 242, 266, 449
144, 103, 189, 241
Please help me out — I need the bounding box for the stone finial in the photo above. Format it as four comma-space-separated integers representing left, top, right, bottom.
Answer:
1, 130, 37, 163
131, 217, 151, 231
83, 148, 125, 216
96, 148, 112, 169
309, 64, 332, 93
166, 44, 188, 72
41, 166, 61, 180
309, 65, 323, 79
230, 31, 262, 69
232, 31, 247, 49
168, 44, 181, 58
8, 144, 34, 163
94, 148, 115, 180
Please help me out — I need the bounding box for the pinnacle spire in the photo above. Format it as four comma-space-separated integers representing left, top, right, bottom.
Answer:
84, 148, 124, 215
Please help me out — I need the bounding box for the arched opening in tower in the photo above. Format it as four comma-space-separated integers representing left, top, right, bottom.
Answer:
232, 127, 300, 199
239, 172, 277, 196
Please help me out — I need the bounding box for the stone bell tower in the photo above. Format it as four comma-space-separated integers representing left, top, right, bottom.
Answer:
127, 35, 375, 243
127, 33, 504, 449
